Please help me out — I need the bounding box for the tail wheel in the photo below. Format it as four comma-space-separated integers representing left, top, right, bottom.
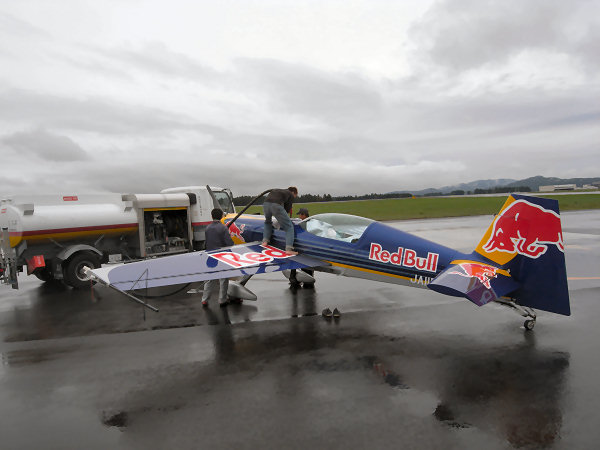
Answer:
524, 319, 536, 331
63, 252, 101, 289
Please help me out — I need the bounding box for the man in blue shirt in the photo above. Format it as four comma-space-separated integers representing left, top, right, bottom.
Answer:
202, 208, 234, 307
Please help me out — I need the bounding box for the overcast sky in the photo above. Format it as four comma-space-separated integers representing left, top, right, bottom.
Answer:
1, 0, 598, 196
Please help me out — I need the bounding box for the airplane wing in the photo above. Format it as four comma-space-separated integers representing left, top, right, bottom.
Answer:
428, 260, 520, 307
89, 243, 328, 291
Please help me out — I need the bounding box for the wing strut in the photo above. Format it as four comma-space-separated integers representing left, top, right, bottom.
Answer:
84, 266, 159, 313
108, 283, 160, 313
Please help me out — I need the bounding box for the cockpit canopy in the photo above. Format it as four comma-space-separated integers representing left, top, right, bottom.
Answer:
300, 213, 374, 243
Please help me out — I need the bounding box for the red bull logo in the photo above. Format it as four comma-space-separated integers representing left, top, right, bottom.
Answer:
449, 263, 498, 289
210, 244, 291, 268
482, 199, 564, 259
227, 222, 246, 243
369, 243, 439, 273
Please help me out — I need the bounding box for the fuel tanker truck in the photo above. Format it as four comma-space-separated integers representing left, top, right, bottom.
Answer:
0, 186, 235, 289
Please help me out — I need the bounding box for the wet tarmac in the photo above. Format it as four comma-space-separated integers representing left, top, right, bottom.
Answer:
0, 211, 598, 449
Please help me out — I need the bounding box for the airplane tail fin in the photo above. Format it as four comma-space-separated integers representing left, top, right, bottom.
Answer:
473, 194, 570, 316
429, 194, 570, 316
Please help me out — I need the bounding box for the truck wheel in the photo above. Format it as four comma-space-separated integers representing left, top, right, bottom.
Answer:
63, 252, 101, 289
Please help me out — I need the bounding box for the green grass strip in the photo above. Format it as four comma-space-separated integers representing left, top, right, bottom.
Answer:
241, 194, 600, 221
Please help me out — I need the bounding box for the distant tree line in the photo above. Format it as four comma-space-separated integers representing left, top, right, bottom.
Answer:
321, 192, 413, 202
423, 186, 531, 197
233, 191, 412, 206
473, 186, 531, 194
423, 190, 468, 196
233, 185, 531, 206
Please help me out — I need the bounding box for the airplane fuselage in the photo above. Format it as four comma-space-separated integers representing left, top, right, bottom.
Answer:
229, 214, 465, 290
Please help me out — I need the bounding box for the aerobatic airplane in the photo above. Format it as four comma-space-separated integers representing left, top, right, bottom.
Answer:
88, 194, 570, 330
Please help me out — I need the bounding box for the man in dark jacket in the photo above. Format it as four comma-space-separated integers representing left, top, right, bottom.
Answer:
290, 208, 314, 287
296, 207, 309, 221
202, 208, 234, 307
262, 186, 298, 255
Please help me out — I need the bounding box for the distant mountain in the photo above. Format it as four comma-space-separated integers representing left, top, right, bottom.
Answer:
504, 176, 600, 191
392, 176, 600, 196
436, 178, 517, 194
392, 178, 517, 195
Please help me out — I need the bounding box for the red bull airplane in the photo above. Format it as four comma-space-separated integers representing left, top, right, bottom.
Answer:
88, 194, 570, 330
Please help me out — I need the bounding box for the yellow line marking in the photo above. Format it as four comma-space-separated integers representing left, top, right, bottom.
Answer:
568, 277, 600, 280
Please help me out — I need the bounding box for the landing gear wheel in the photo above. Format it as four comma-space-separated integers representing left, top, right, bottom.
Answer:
524, 319, 536, 331
63, 252, 101, 289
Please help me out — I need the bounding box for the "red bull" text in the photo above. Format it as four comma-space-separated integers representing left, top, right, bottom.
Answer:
210, 245, 291, 268
369, 243, 439, 272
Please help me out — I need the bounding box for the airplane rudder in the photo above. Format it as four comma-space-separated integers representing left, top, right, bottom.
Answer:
474, 194, 570, 316
474, 194, 563, 264
506, 243, 570, 315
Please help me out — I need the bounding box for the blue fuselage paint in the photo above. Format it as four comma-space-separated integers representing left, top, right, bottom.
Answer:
233, 215, 467, 289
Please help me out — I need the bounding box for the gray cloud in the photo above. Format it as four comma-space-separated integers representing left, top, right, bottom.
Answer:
410, 0, 600, 72
0, 2, 597, 197
21, 156, 461, 197
570, 23, 600, 72
90, 42, 223, 83
2, 128, 90, 161
0, 13, 50, 39
394, 90, 600, 136
236, 58, 384, 127
0, 88, 195, 135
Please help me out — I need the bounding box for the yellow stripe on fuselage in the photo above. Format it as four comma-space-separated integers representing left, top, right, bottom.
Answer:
225, 214, 264, 221
326, 260, 414, 281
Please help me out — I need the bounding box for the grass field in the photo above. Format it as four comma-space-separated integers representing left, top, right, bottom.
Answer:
240, 193, 600, 221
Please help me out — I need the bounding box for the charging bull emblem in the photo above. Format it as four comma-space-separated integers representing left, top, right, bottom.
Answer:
227, 222, 246, 243
449, 263, 498, 289
483, 200, 564, 259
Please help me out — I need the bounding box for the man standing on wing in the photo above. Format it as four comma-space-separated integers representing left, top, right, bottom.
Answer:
202, 208, 234, 307
262, 186, 298, 256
